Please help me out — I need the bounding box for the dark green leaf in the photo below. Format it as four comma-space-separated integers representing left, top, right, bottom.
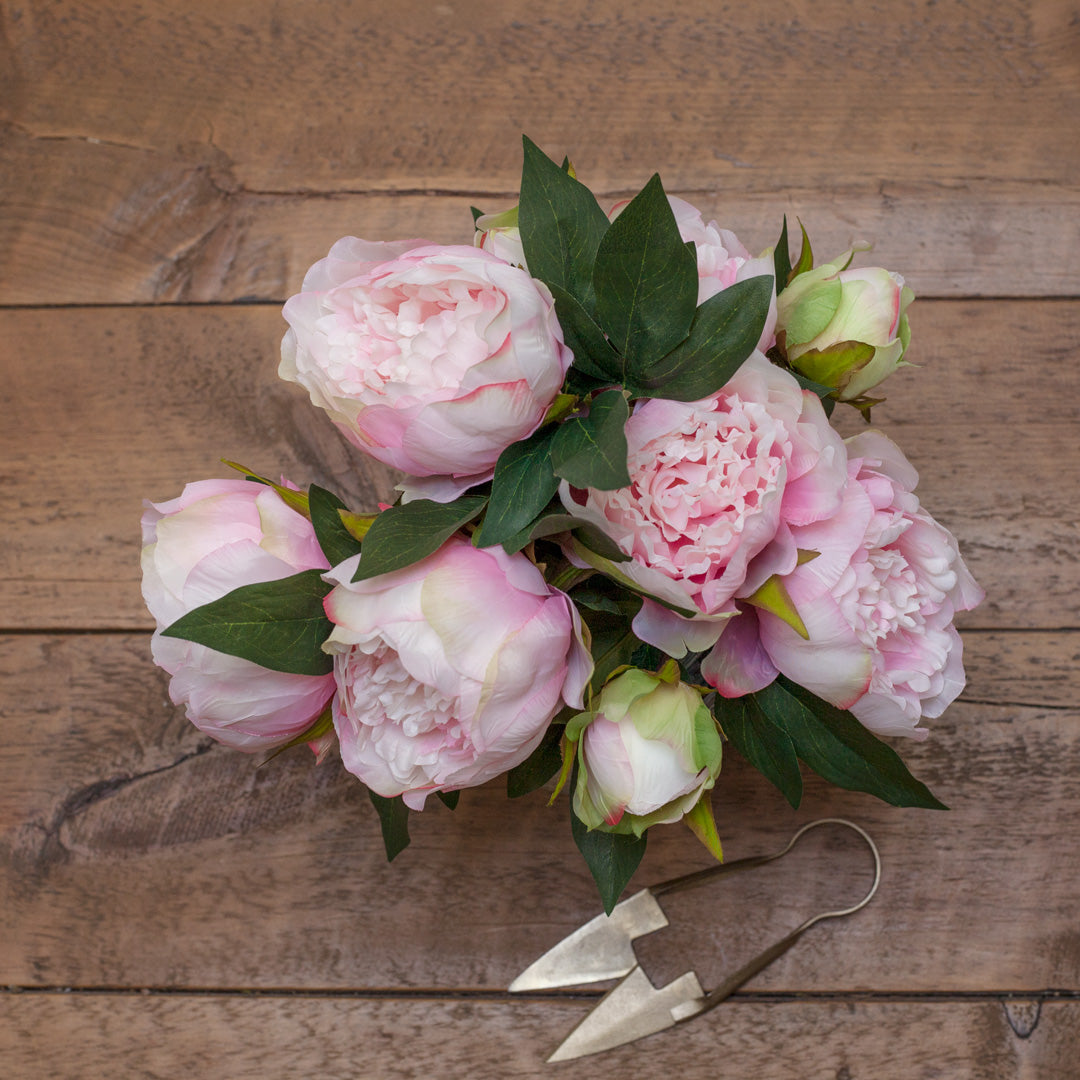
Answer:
625, 275, 773, 401
473, 427, 559, 549
712, 693, 803, 809
549, 284, 621, 381
592, 174, 698, 368
309, 484, 363, 567
569, 588, 623, 615
550, 389, 630, 491
162, 570, 333, 676
755, 678, 947, 809
774, 216, 793, 296
571, 803, 648, 915
507, 724, 565, 797
519, 136, 610, 305
630, 642, 665, 671
470, 205, 484, 224
437, 790, 460, 810
368, 791, 411, 861
580, 602, 642, 692
352, 495, 487, 582
496, 508, 630, 561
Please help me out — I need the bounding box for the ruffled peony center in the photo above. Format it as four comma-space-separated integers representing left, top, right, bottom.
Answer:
597, 395, 788, 582
835, 540, 924, 647
336, 640, 469, 784
321, 272, 507, 399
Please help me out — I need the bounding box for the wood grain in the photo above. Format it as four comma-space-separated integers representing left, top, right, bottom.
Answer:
2, 631, 1077, 993
4, 300, 1076, 630
1, 994, 1076, 1080
3, 0, 1078, 303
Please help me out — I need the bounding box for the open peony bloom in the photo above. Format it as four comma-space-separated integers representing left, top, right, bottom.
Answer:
571, 668, 723, 837
279, 239, 572, 485
561, 352, 849, 657
141, 479, 335, 751
322, 535, 592, 809
610, 194, 777, 352
703, 431, 984, 738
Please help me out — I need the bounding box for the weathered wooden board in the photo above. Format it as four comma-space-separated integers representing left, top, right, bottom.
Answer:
6, 0, 1076, 191
2, 0, 1078, 303
3, 300, 1074, 630
2, 631, 1076, 992
0, 994, 1075, 1080
5, 131, 1078, 304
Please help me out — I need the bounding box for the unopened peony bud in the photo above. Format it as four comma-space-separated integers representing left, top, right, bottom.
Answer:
778, 250, 914, 401
570, 667, 722, 841
473, 206, 526, 268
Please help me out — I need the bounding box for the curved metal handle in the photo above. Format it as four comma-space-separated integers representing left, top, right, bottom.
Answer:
664, 818, 882, 1020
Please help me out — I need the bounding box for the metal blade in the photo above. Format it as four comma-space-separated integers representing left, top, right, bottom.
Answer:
547, 965, 706, 1062
508, 889, 668, 992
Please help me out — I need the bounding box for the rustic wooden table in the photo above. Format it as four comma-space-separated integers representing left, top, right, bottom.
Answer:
3, 2, 1079, 1077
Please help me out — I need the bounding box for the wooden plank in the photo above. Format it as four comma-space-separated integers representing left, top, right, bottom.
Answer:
2, 0, 1078, 304
1, 631, 1077, 992
1, 994, 1076, 1080
3, 300, 1076, 630
6, 0, 1076, 193
4, 130, 1078, 303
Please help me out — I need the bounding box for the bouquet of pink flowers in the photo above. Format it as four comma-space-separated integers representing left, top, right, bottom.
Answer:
141, 138, 982, 909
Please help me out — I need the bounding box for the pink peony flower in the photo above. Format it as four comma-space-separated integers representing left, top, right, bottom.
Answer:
322, 536, 592, 809
141, 478, 335, 751
609, 195, 777, 351
279, 238, 572, 484
560, 352, 849, 656
703, 431, 984, 738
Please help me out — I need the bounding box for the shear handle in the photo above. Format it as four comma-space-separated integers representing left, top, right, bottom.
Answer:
653, 817, 880, 898
668, 818, 882, 1021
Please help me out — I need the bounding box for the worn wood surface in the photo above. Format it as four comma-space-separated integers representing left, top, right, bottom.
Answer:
2, 0, 1078, 304
2, 0, 1078, 1075
1, 996, 1075, 1080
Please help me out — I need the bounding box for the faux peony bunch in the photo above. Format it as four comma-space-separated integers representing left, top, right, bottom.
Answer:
142, 137, 981, 909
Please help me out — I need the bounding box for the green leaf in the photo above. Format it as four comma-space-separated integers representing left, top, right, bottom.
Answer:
742, 572, 809, 639
756, 678, 947, 809
773, 216, 793, 296
783, 278, 842, 345
791, 220, 814, 280
470, 205, 484, 225
222, 459, 310, 517
713, 693, 803, 809
548, 284, 622, 381
572, 802, 648, 915
162, 569, 334, 676
791, 340, 876, 391
684, 791, 723, 860
624, 275, 773, 401
368, 791, 411, 861
352, 494, 487, 582
495, 507, 630, 561
473, 427, 559, 549
519, 135, 610, 305
581, 604, 642, 693
507, 724, 565, 797
593, 173, 698, 369
309, 484, 363, 567
788, 370, 837, 417
550, 389, 630, 491
437, 790, 460, 810
258, 702, 334, 767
